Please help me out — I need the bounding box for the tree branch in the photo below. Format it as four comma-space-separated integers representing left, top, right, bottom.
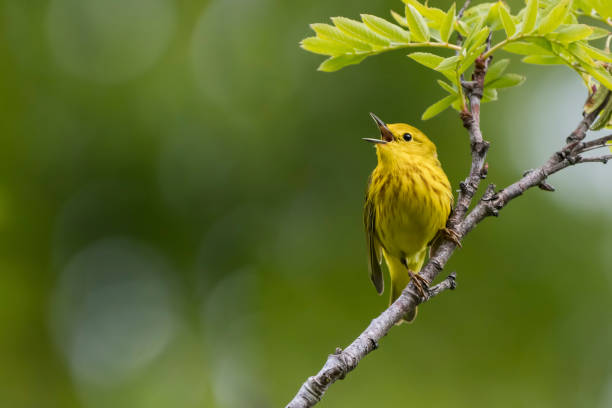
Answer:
447, 51, 491, 235
286, 36, 611, 408
566, 92, 611, 144
574, 154, 612, 164
578, 133, 612, 151
286, 273, 456, 408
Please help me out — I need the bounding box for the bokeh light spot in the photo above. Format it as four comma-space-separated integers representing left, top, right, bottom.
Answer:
202, 268, 268, 407
50, 237, 177, 387
46, 0, 176, 83
190, 0, 301, 128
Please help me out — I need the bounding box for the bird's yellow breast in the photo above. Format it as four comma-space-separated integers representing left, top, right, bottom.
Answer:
368, 154, 452, 260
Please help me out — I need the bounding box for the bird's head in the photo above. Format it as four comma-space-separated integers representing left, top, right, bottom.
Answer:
364, 113, 438, 164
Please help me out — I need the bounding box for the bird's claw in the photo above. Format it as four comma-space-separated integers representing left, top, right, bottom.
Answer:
428, 228, 462, 258
408, 270, 430, 299
440, 227, 462, 248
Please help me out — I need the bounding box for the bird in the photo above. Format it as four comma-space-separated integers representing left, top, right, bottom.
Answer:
363, 113, 455, 323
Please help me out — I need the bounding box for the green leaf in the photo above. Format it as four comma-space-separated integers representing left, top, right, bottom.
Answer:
451, 97, 463, 111
583, 66, 612, 91
456, 20, 470, 37
564, 11, 578, 24
318, 54, 368, 72
594, 100, 612, 130
300, 37, 354, 56
439, 3, 456, 43
484, 2, 504, 31
459, 44, 486, 74
422, 94, 456, 120
588, 82, 612, 130
486, 73, 526, 88
391, 10, 409, 27
361, 14, 411, 43
408, 52, 456, 82
428, 28, 443, 42
537, 0, 569, 34
569, 47, 612, 90
464, 26, 490, 53
581, 0, 612, 19
437, 79, 458, 94
461, 15, 485, 50
579, 44, 612, 63
311, 23, 372, 51
547, 24, 594, 43
408, 52, 444, 69
405, 4, 430, 42
568, 42, 595, 64
435, 55, 461, 72
331, 17, 390, 47
461, 3, 496, 27
498, 3, 516, 37
484, 58, 510, 85
522, 55, 565, 64
521, 0, 539, 34
528, 36, 554, 51
588, 26, 609, 40
584, 78, 610, 114
503, 40, 553, 55
403, 0, 446, 27
482, 88, 498, 103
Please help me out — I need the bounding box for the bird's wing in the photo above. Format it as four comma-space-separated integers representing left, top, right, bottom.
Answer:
364, 189, 383, 295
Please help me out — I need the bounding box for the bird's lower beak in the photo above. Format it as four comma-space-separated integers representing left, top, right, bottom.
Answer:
362, 138, 387, 144
369, 112, 394, 142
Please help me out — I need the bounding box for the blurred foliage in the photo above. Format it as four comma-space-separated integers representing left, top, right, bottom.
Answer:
0, 0, 611, 408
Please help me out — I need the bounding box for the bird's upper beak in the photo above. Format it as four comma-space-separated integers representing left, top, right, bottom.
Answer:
363, 113, 394, 144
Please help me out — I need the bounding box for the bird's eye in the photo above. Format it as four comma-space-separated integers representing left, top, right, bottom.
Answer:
402, 133, 412, 141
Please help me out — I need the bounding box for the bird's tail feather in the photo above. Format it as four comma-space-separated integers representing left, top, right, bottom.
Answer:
387, 255, 418, 324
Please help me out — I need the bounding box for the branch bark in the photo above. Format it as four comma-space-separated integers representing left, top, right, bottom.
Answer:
286, 273, 456, 408
447, 54, 491, 228
285, 52, 611, 408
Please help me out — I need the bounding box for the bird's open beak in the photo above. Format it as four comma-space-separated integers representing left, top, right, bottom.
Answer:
362, 137, 387, 144
364, 112, 393, 144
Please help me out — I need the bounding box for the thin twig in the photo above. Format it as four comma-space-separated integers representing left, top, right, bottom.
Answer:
579, 144, 610, 154
578, 154, 612, 164
428, 271, 457, 297
566, 92, 611, 145
447, 51, 491, 231
579, 134, 612, 151
454, 0, 472, 84
457, 0, 471, 19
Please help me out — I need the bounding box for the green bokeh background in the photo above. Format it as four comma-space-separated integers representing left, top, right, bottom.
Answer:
1, 0, 611, 407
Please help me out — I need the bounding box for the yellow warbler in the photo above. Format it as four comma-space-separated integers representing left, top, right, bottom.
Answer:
364, 113, 453, 323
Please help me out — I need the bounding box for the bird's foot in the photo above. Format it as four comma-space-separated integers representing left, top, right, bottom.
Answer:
438, 227, 462, 248
408, 270, 430, 299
